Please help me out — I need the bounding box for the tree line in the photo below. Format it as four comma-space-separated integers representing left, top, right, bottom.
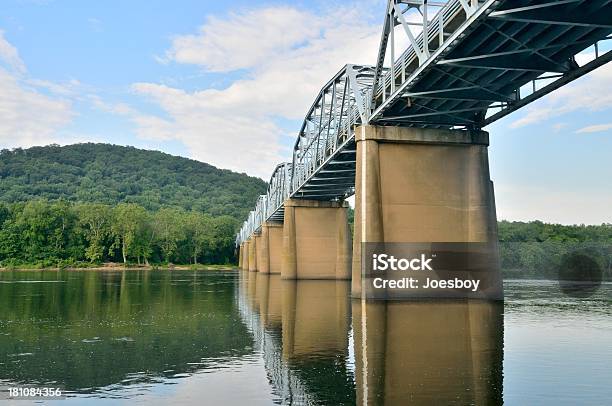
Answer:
498, 220, 612, 280
1, 199, 610, 275
0, 200, 239, 268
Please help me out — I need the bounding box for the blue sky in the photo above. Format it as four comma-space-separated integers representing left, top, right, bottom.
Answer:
0, 0, 610, 224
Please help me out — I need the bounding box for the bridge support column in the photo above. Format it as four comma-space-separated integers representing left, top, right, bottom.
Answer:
238, 242, 244, 269
248, 235, 258, 272
351, 125, 502, 299
281, 199, 352, 280
255, 233, 264, 273
242, 240, 250, 271
259, 222, 283, 274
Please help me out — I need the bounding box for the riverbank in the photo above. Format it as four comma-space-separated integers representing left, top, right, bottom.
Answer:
0, 263, 236, 271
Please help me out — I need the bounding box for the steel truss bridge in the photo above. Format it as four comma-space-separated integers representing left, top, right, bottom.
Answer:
237, 0, 612, 245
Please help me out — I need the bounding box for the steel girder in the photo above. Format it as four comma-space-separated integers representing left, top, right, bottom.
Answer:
370, 0, 612, 128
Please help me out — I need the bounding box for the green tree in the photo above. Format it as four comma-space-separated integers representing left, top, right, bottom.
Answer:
154, 208, 185, 263
76, 203, 112, 262
12, 200, 81, 264
110, 203, 148, 264
185, 212, 215, 265
211, 216, 239, 264
133, 213, 155, 265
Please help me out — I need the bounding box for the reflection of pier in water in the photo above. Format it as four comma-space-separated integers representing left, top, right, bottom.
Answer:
238, 272, 355, 405
238, 271, 504, 405
354, 300, 504, 405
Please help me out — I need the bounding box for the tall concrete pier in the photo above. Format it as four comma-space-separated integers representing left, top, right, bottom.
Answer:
241, 240, 250, 271
238, 242, 244, 269
255, 234, 264, 273
248, 235, 258, 272
281, 199, 351, 280
259, 222, 283, 274
351, 125, 502, 298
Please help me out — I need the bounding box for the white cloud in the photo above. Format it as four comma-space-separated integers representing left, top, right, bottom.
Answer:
131, 82, 286, 176
131, 114, 176, 141
165, 6, 322, 72
0, 32, 76, 148
552, 122, 567, 132
510, 56, 612, 128
0, 30, 26, 74
0, 67, 74, 148
133, 4, 383, 178
88, 94, 134, 115
26, 78, 83, 97
576, 123, 612, 134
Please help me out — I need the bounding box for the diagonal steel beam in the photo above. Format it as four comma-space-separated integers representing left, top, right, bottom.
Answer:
490, 0, 585, 17
371, 1, 395, 110
490, 16, 612, 29
490, 1, 612, 29
484, 49, 612, 125
384, 106, 484, 120
440, 58, 571, 73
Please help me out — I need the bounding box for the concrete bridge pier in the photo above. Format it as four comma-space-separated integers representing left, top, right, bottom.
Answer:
255, 233, 264, 273
238, 242, 244, 269
248, 235, 258, 272
281, 199, 352, 280
351, 125, 502, 299
242, 240, 250, 271
259, 222, 283, 274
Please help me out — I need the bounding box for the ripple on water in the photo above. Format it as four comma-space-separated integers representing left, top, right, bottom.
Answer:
0, 280, 66, 284
112, 337, 135, 342
8, 353, 33, 357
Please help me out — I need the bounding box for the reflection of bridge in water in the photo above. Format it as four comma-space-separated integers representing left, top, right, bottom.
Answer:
238, 272, 504, 405
238, 271, 355, 405
236, 0, 612, 297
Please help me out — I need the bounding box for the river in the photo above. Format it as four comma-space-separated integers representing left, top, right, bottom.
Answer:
0, 270, 610, 405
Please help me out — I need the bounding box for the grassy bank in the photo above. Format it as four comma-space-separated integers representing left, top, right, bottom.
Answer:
0, 263, 236, 271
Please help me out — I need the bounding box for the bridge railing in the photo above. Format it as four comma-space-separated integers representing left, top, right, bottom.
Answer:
264, 162, 292, 221
290, 64, 375, 197
370, 0, 483, 116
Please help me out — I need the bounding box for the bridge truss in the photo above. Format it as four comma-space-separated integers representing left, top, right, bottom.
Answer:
237, 0, 612, 245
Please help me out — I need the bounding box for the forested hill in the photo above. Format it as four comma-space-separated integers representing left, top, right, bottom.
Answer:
0, 144, 266, 220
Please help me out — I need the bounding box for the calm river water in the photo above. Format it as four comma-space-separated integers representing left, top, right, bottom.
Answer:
0, 270, 610, 405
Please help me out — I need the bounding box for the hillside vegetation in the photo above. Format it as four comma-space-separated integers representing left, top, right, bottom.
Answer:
0, 144, 267, 267
0, 144, 266, 220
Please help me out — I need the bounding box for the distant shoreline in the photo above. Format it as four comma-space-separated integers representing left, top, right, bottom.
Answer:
0, 264, 236, 272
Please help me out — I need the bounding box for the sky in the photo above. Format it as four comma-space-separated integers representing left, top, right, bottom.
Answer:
0, 0, 610, 224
